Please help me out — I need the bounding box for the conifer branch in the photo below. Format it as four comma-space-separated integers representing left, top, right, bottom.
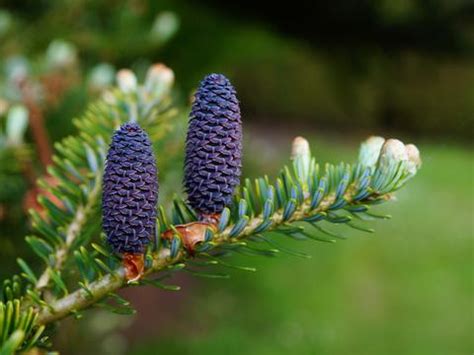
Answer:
31, 66, 176, 293
36, 148, 418, 325
37, 268, 126, 324
20, 80, 53, 168
35, 175, 102, 291
0, 63, 421, 353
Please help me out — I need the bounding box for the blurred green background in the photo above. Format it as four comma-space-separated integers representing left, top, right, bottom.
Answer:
0, 0, 472, 354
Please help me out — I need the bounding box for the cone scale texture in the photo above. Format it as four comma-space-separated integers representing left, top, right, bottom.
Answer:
102, 123, 158, 254
184, 74, 242, 216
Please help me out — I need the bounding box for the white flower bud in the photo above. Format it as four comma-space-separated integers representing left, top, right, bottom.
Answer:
116, 69, 137, 94
150, 12, 180, 44
405, 144, 421, 175
291, 136, 311, 184
380, 139, 408, 162
358, 136, 385, 167
144, 64, 174, 98
88, 63, 115, 91
377, 138, 408, 175
46, 40, 77, 69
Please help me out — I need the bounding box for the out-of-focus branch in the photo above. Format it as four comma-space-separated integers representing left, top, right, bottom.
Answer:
20, 80, 53, 168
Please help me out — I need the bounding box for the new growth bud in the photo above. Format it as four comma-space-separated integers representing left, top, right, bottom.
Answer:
144, 64, 175, 99
377, 138, 408, 172
116, 69, 138, 94
88, 63, 116, 92
291, 136, 311, 184
46, 40, 77, 69
405, 144, 422, 176
358, 136, 385, 167
364, 137, 423, 180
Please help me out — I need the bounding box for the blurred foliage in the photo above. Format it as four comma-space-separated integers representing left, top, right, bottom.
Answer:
1, 0, 472, 141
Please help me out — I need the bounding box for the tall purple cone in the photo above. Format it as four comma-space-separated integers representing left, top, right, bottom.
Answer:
102, 122, 158, 254
184, 74, 242, 216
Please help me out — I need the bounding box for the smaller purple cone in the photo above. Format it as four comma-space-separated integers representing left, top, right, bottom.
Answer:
102, 123, 158, 254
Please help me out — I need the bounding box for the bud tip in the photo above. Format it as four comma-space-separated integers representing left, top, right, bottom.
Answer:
291, 136, 310, 160
116, 69, 137, 93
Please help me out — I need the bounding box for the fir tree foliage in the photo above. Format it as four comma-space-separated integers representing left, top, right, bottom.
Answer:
0, 64, 420, 354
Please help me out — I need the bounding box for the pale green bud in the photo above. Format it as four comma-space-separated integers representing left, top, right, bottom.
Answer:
358, 136, 385, 167
116, 69, 137, 94
88, 63, 116, 91
405, 144, 421, 176
144, 64, 174, 99
46, 40, 77, 69
150, 12, 180, 44
6, 105, 29, 145
291, 136, 311, 184
377, 138, 408, 174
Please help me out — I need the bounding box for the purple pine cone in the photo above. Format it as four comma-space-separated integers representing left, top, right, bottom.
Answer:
102, 122, 158, 254
184, 74, 242, 216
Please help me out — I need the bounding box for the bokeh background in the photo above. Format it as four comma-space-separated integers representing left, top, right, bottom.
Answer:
0, 1, 472, 354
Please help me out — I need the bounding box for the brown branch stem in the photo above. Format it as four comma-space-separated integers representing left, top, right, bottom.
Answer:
36, 186, 381, 325
20, 81, 53, 168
